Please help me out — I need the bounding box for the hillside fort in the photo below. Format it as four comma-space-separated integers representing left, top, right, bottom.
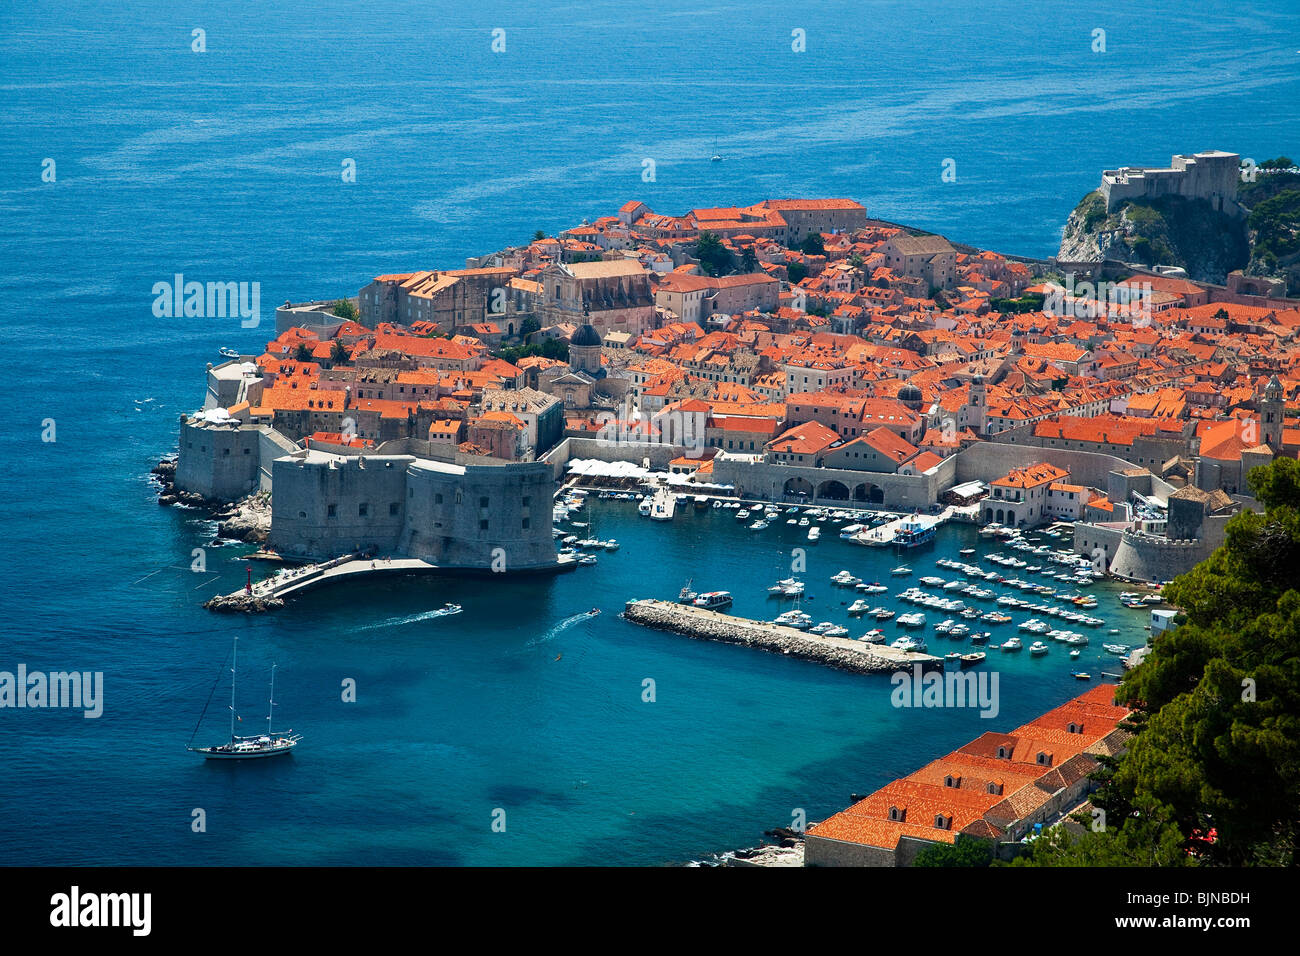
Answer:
1099, 149, 1242, 215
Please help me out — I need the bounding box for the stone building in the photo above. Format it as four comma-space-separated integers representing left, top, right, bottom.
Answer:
1099, 150, 1241, 215
357, 268, 519, 331
880, 234, 957, 291
268, 447, 557, 568
537, 260, 656, 338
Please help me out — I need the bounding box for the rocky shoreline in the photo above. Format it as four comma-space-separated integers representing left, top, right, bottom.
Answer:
150, 454, 271, 545
622, 599, 937, 676
202, 592, 285, 613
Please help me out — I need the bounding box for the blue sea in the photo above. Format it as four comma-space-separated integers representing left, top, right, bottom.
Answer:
2, 0, 1296, 866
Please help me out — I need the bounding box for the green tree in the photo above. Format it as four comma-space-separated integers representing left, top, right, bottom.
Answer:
331, 299, 359, 321
294, 343, 313, 363
519, 317, 540, 339
330, 339, 351, 365
787, 262, 808, 284
533, 230, 547, 241
913, 835, 994, 867
695, 230, 733, 276
799, 233, 825, 256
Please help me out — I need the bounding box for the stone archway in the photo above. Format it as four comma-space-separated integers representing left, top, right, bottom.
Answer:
817, 479, 849, 501
783, 476, 814, 499
995, 508, 1004, 523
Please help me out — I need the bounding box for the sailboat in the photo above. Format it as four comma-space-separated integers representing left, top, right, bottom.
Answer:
188, 636, 301, 760
710, 135, 722, 163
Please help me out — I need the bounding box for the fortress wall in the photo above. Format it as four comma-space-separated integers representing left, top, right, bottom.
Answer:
269, 454, 411, 560
954, 443, 1176, 499
258, 427, 299, 492
404, 459, 556, 569
1108, 532, 1211, 584
174, 420, 261, 501
709, 456, 952, 510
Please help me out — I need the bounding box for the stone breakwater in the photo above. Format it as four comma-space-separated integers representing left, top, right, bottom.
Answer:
203, 592, 285, 613
622, 599, 939, 676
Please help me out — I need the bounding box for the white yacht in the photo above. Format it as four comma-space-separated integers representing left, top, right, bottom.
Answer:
188, 637, 300, 760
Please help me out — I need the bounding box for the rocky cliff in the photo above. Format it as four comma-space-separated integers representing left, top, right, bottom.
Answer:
1058, 190, 1250, 284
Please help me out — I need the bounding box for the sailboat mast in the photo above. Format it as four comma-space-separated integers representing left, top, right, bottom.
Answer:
229, 636, 238, 741
268, 663, 276, 735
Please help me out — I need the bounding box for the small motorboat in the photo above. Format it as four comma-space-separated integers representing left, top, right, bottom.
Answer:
960, 652, 986, 668
1072, 671, 1092, 680
1029, 641, 1049, 656
891, 566, 911, 576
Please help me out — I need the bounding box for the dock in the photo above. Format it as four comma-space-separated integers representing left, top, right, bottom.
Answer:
205, 553, 577, 611
622, 599, 940, 675
850, 504, 978, 547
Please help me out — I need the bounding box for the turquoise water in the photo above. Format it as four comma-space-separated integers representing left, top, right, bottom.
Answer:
1, 0, 1293, 865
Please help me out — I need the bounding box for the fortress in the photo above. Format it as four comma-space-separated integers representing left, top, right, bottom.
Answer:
174, 416, 561, 571
1098, 149, 1241, 215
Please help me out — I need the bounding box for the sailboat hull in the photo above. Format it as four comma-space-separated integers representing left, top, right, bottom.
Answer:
189, 737, 300, 760
194, 746, 295, 760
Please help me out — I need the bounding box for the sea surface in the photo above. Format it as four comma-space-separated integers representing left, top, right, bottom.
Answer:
1, 0, 1296, 865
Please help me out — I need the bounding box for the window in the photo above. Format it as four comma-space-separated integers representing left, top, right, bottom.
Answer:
435, 494, 443, 504
479, 519, 489, 530
480, 497, 489, 508
389, 503, 399, 516
522, 496, 531, 507
327, 504, 336, 517
522, 517, 530, 529
358, 503, 368, 517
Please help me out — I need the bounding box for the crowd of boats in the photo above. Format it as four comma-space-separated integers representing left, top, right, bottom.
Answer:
680, 541, 1157, 673
562, 484, 1157, 678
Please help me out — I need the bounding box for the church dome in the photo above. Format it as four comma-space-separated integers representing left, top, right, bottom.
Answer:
571, 324, 602, 348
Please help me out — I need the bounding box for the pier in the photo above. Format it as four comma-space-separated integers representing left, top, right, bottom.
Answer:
205, 553, 577, 611
622, 599, 940, 674
850, 504, 979, 547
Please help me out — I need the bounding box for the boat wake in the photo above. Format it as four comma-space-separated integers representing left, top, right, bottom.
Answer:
360, 605, 463, 630
525, 610, 599, 647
